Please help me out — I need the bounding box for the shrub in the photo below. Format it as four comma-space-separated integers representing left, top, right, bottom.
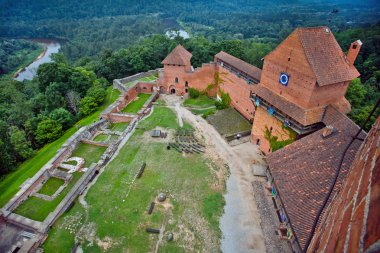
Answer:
189, 88, 200, 98
215, 91, 231, 110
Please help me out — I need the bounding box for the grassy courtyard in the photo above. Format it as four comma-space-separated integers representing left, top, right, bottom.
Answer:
43, 100, 226, 252
183, 95, 216, 108
0, 87, 120, 207
71, 143, 107, 168
121, 93, 152, 113
38, 177, 65, 196
13, 173, 83, 221
93, 134, 109, 142
109, 122, 129, 132
207, 107, 252, 137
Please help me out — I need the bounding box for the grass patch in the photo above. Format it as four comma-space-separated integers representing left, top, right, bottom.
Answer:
93, 134, 109, 142
203, 193, 225, 232
71, 143, 107, 168
121, 93, 151, 113
38, 177, 65, 196
13, 173, 82, 221
207, 107, 252, 136
44, 101, 224, 252
0, 87, 120, 207
43, 200, 85, 253
183, 95, 216, 108
109, 122, 129, 132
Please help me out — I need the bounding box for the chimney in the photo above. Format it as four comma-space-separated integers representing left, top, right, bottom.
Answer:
322, 125, 335, 138
346, 40, 362, 66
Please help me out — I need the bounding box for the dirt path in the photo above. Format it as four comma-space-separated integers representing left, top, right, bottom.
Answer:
163, 95, 266, 253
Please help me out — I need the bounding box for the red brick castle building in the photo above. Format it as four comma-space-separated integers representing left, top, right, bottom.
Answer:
159, 26, 362, 153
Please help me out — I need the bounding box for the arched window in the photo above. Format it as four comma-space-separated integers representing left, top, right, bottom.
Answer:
185, 81, 189, 87
175, 77, 178, 83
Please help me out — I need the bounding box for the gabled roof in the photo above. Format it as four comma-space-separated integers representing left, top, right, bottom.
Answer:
296, 27, 359, 86
266, 106, 365, 251
161, 45, 192, 66
265, 26, 360, 86
215, 51, 262, 81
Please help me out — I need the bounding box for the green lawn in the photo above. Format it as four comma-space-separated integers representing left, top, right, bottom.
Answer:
207, 107, 252, 136
43, 103, 225, 252
183, 95, 216, 108
121, 93, 151, 113
125, 74, 157, 87
93, 134, 109, 142
109, 122, 129, 132
0, 87, 120, 207
13, 173, 83, 221
71, 143, 107, 168
38, 177, 65, 196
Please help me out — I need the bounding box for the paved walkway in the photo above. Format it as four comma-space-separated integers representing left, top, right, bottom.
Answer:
163, 95, 267, 253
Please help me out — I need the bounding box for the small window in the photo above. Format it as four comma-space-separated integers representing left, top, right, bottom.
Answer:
352, 44, 357, 49
185, 81, 188, 87
175, 77, 178, 83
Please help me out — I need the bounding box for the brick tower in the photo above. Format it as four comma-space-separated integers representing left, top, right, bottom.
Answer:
251, 26, 361, 153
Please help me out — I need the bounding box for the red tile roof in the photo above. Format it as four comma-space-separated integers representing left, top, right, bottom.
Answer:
215, 51, 262, 81
251, 85, 325, 126
296, 27, 360, 86
266, 106, 365, 251
162, 45, 192, 66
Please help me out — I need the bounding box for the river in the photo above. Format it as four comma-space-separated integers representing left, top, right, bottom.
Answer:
165, 29, 190, 39
14, 41, 61, 81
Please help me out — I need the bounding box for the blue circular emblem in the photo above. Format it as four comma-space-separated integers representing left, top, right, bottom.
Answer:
280, 73, 289, 85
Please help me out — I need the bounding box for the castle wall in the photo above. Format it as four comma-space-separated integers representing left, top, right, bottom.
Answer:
218, 66, 255, 121
251, 106, 292, 154
308, 81, 350, 108
162, 63, 216, 95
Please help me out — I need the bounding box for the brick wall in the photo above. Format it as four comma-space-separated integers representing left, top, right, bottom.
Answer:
251, 106, 292, 153
218, 66, 255, 121
307, 116, 380, 252
161, 63, 216, 95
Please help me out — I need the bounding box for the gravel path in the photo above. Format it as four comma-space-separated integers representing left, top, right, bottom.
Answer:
252, 180, 293, 253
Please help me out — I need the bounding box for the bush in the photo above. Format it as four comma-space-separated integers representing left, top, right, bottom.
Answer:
189, 88, 200, 98
215, 91, 231, 110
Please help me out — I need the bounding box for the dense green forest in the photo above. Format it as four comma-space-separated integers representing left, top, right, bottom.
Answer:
1, 0, 379, 60
0, 39, 43, 75
0, 0, 379, 176
0, 54, 108, 175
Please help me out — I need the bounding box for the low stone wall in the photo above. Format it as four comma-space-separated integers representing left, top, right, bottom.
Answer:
81, 139, 110, 147
113, 69, 161, 92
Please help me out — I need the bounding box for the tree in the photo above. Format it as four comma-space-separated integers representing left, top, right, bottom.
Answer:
36, 118, 62, 144
45, 82, 65, 111
79, 96, 97, 116
49, 108, 73, 129
8, 126, 34, 160
86, 84, 106, 105
65, 90, 81, 115
346, 78, 366, 108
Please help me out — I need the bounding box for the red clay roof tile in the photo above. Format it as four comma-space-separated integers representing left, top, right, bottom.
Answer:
162, 45, 192, 66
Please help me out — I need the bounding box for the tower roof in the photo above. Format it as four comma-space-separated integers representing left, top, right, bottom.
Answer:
266, 26, 360, 86
162, 45, 192, 66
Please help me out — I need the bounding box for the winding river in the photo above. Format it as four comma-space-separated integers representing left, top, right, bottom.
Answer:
14, 41, 61, 81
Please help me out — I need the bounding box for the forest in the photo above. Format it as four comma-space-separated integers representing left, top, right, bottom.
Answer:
0, 0, 379, 176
